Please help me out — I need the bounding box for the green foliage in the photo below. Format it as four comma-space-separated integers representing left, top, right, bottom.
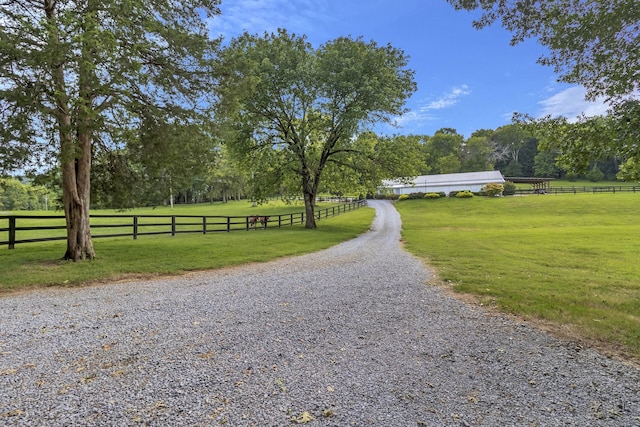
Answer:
585, 166, 605, 182
481, 183, 504, 196
565, 172, 579, 182
447, 0, 639, 101
1, 0, 221, 258
517, 102, 640, 181
450, 1, 639, 182
396, 194, 640, 358
618, 158, 640, 183
534, 150, 561, 178
397, 194, 410, 201
424, 192, 441, 199
0, 0, 220, 175
0, 178, 59, 211
215, 30, 417, 227
454, 190, 474, 198
460, 135, 494, 172
502, 181, 516, 196
502, 159, 523, 177
423, 129, 464, 174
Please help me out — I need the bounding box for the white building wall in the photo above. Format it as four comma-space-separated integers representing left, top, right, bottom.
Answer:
383, 171, 505, 196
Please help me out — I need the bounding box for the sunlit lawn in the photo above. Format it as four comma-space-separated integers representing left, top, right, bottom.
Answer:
395, 193, 640, 359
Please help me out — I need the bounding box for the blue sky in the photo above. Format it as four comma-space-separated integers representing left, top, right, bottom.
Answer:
207, 0, 610, 138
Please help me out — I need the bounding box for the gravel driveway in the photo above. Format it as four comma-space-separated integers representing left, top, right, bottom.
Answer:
1, 200, 639, 426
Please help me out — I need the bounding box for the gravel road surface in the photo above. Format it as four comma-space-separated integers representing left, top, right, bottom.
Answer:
1, 200, 639, 426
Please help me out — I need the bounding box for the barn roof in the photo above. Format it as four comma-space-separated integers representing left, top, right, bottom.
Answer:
383, 171, 505, 189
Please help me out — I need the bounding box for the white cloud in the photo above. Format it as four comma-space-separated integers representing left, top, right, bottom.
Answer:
391, 85, 471, 129
537, 86, 610, 121
423, 85, 471, 110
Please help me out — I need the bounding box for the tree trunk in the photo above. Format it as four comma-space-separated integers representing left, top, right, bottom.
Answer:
62, 150, 95, 261
301, 170, 317, 229
62, 76, 95, 260
46, 0, 95, 261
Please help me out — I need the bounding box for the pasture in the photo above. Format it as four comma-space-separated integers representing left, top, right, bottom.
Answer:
0, 200, 374, 292
395, 193, 640, 360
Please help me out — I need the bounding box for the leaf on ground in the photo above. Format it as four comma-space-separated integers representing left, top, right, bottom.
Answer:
291, 411, 315, 424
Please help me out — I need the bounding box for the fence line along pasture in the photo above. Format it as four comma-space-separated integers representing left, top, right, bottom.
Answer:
514, 185, 640, 195
0, 200, 367, 249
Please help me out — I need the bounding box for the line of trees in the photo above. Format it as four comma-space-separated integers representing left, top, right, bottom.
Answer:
0, 178, 59, 211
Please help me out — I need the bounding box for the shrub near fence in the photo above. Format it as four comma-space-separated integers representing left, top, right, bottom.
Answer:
0, 200, 367, 249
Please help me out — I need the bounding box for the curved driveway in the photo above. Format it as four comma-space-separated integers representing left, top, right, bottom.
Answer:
1, 200, 638, 426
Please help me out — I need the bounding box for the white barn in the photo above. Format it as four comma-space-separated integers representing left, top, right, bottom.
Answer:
382, 171, 505, 196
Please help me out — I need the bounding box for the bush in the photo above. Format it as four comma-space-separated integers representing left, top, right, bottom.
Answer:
565, 172, 579, 182
585, 167, 605, 182
503, 181, 516, 196
424, 192, 441, 199
397, 194, 409, 201
482, 183, 504, 197
455, 190, 474, 198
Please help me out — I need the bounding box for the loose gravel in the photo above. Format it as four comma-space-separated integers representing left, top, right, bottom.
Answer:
1, 200, 639, 426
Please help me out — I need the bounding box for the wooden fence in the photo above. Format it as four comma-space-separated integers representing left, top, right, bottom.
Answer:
0, 200, 367, 249
514, 185, 640, 195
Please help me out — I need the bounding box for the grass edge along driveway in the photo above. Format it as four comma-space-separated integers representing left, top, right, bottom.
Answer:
0, 206, 375, 293
395, 193, 640, 363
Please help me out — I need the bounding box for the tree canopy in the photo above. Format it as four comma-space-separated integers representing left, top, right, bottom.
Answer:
0, 0, 220, 259
448, 0, 639, 180
447, 0, 639, 101
215, 30, 419, 228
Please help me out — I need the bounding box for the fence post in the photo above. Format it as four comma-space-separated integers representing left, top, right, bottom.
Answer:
202, 217, 207, 234
227, 217, 231, 232
171, 216, 176, 236
133, 216, 138, 240
8, 217, 16, 250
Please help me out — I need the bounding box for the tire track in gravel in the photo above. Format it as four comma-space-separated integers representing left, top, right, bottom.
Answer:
1, 200, 639, 426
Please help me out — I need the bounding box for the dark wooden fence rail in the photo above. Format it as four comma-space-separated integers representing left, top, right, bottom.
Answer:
0, 200, 367, 249
514, 185, 639, 195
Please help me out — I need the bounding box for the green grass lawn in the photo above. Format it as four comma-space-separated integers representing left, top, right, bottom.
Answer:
0, 201, 374, 292
395, 193, 640, 360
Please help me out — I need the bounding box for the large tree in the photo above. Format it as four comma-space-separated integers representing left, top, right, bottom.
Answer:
0, 0, 220, 260
423, 128, 463, 174
447, 0, 639, 101
517, 99, 640, 180
215, 30, 417, 228
449, 0, 639, 178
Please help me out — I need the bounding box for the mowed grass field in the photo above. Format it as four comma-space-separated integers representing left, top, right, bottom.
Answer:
395, 193, 640, 360
0, 200, 374, 292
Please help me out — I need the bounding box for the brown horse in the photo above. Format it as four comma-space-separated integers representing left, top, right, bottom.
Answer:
248, 216, 269, 229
